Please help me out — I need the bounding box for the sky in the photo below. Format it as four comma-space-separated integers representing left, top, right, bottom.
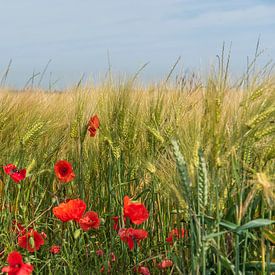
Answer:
0, 0, 274, 88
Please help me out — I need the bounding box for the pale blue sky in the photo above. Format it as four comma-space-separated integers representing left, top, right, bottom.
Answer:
0, 0, 274, 88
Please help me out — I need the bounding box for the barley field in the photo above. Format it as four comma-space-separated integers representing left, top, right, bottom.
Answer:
0, 69, 274, 274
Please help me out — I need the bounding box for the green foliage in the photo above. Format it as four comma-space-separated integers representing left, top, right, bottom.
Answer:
0, 70, 274, 274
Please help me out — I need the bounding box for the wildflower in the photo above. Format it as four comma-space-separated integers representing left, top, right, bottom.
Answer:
137, 266, 150, 275
123, 196, 149, 225
2, 251, 33, 275
99, 252, 116, 273
54, 160, 75, 183
50, 245, 61, 254
96, 249, 104, 257
100, 263, 111, 273
88, 115, 100, 137
79, 211, 100, 231
166, 228, 186, 245
3, 164, 26, 183
118, 228, 148, 250
112, 216, 120, 231
157, 259, 173, 269
53, 199, 86, 222
18, 229, 45, 253
110, 252, 116, 262
41, 232, 47, 239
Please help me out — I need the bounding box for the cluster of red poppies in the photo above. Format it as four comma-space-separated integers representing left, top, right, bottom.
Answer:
1, 115, 186, 274
53, 198, 100, 231
2, 221, 58, 274
117, 196, 149, 249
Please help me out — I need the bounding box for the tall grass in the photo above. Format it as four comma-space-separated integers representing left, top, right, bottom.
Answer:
0, 67, 274, 274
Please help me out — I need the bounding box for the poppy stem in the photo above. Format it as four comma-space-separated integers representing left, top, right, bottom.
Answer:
134, 240, 139, 271
78, 133, 84, 200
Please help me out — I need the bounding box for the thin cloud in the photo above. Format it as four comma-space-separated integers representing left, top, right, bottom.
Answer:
177, 5, 275, 29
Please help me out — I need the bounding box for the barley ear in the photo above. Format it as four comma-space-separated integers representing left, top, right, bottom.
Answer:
198, 148, 208, 213
22, 122, 44, 147
171, 139, 193, 210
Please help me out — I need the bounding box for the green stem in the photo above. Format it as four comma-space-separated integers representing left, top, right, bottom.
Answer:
77, 133, 84, 199
235, 234, 240, 275
216, 176, 221, 275
202, 214, 206, 275
242, 231, 248, 274
266, 210, 272, 275
190, 218, 196, 275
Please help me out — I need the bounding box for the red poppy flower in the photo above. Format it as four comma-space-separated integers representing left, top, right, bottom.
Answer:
18, 229, 45, 253
3, 164, 26, 183
118, 228, 148, 250
88, 115, 100, 137
96, 249, 104, 257
78, 211, 100, 231
166, 228, 186, 245
112, 216, 119, 231
50, 245, 61, 254
100, 262, 111, 273
53, 199, 86, 222
2, 251, 33, 275
41, 232, 47, 239
54, 160, 75, 183
137, 266, 150, 275
123, 196, 149, 225
157, 259, 173, 269
110, 252, 116, 262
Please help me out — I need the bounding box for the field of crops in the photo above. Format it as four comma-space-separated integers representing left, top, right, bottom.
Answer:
0, 71, 274, 274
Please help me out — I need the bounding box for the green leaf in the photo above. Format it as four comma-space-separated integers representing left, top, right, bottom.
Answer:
209, 240, 241, 274
235, 219, 275, 233
219, 220, 238, 231
219, 255, 240, 275
205, 230, 228, 240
